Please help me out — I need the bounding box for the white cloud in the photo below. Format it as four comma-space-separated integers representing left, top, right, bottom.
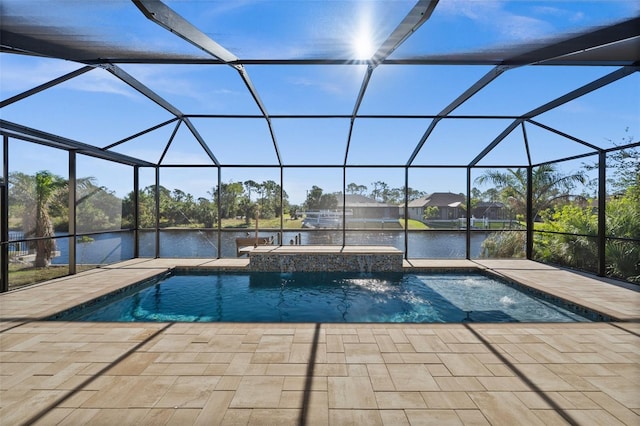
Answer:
68, 69, 142, 99
437, 0, 503, 21
0, 57, 145, 101
287, 76, 344, 96
0, 58, 78, 94
117, 63, 246, 110
436, 0, 559, 42
1, 57, 239, 107
530, 5, 588, 24
555, 99, 591, 114
496, 14, 552, 41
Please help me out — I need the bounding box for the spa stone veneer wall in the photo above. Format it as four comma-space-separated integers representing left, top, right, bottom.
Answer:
249, 252, 403, 272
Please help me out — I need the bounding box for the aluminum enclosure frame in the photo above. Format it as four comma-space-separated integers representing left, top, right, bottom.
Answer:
1, 1, 639, 291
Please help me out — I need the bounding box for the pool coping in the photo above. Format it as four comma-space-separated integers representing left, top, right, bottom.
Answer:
52, 266, 612, 323
1, 258, 638, 331
15, 259, 639, 324
466, 260, 639, 323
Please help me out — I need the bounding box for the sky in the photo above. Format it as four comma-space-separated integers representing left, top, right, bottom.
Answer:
1, 0, 639, 205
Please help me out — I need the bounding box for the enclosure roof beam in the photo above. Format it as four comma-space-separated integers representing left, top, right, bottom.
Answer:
133, 0, 282, 166
71, 56, 636, 66
158, 120, 182, 165
345, 65, 374, 165
406, 65, 512, 166
99, 62, 221, 165
468, 65, 638, 167
409, 18, 640, 167
0, 28, 91, 62
102, 118, 180, 151
503, 16, 640, 65
346, 0, 439, 165
468, 119, 523, 168
98, 63, 227, 164
405, 119, 440, 167
236, 67, 282, 165
0, 65, 94, 108
0, 120, 155, 167
524, 65, 638, 118
1, 13, 636, 66
526, 119, 602, 152
100, 63, 184, 118
183, 118, 220, 167
132, 0, 238, 64
370, 0, 439, 67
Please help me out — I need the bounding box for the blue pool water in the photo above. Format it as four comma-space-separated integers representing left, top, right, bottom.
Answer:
50, 271, 594, 323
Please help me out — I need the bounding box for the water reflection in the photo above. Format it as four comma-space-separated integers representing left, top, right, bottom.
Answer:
51, 229, 504, 263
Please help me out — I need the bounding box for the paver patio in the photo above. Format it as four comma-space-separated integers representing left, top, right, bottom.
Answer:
1, 258, 638, 425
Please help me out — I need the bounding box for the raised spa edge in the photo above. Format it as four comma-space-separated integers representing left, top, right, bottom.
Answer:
245, 245, 404, 272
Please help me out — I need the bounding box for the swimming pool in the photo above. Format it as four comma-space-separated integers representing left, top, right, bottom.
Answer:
48, 270, 597, 323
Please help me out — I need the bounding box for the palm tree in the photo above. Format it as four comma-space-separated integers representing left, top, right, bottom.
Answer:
9, 171, 68, 267
10, 171, 93, 267
243, 180, 259, 203
33, 171, 70, 266
475, 165, 586, 222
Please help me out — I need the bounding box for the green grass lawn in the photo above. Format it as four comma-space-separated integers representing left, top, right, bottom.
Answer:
8, 264, 69, 289
222, 218, 429, 230
402, 219, 428, 229
220, 217, 303, 229
8, 263, 102, 289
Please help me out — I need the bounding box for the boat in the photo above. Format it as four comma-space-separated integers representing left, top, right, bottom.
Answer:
302, 210, 344, 228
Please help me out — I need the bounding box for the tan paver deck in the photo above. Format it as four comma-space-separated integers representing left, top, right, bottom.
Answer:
1, 257, 639, 425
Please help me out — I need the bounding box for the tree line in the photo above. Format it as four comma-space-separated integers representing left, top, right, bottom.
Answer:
123, 180, 289, 229
302, 183, 426, 213
7, 141, 638, 283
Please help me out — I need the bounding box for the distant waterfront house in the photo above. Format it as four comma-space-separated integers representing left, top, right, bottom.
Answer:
339, 194, 400, 221
403, 192, 466, 221
303, 194, 400, 228
472, 201, 506, 220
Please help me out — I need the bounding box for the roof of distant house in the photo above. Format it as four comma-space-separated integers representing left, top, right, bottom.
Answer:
338, 194, 397, 208
405, 192, 465, 208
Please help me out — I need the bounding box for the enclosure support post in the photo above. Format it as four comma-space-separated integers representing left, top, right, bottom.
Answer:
466, 167, 471, 260
404, 167, 409, 260
133, 166, 139, 258
216, 167, 221, 258
155, 166, 160, 258
526, 166, 533, 259
68, 151, 76, 275
342, 167, 346, 248
597, 151, 606, 276
1, 135, 9, 292
279, 166, 284, 247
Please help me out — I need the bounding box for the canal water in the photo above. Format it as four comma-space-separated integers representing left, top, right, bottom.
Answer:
44, 229, 500, 265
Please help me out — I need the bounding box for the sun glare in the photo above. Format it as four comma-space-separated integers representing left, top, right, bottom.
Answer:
353, 31, 375, 60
